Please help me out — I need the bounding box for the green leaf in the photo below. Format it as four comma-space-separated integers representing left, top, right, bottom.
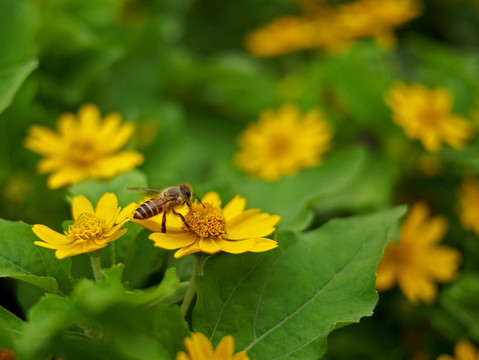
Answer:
230, 148, 365, 230
16, 264, 189, 360
440, 273, 479, 342
0, 219, 73, 294
193, 206, 406, 359
0, 305, 24, 348
0, 0, 39, 114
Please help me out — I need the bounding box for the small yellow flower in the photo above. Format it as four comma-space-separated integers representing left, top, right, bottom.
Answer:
0, 349, 17, 360
385, 82, 473, 152
376, 202, 461, 303
458, 178, 479, 236
33, 193, 135, 259
437, 340, 479, 360
25, 104, 144, 189
176, 332, 249, 360
235, 104, 332, 181
135, 192, 279, 259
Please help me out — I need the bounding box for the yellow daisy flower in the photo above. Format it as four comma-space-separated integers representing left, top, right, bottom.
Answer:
134, 192, 280, 259
376, 202, 461, 304
235, 104, 332, 181
385, 82, 473, 152
25, 104, 144, 189
176, 332, 249, 360
437, 340, 479, 360
459, 178, 479, 236
33, 193, 135, 259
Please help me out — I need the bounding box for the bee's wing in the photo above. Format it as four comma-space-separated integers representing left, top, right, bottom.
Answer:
127, 187, 163, 197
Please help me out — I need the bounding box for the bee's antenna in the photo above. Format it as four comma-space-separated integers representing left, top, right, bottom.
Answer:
193, 193, 206, 208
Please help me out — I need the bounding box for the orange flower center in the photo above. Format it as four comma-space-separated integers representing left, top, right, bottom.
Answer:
68, 213, 104, 243
269, 133, 294, 158
69, 138, 99, 167
184, 203, 226, 238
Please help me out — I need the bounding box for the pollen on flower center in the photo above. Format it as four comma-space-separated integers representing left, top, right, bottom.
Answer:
184, 203, 227, 238
69, 139, 98, 166
67, 213, 104, 242
270, 133, 294, 157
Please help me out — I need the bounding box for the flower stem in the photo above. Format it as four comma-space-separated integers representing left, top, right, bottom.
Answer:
89, 253, 103, 282
180, 254, 208, 316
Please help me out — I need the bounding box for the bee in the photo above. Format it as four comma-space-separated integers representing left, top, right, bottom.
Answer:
127, 183, 203, 233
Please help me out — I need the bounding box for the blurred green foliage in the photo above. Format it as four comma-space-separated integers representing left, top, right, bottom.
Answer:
1, 0, 479, 359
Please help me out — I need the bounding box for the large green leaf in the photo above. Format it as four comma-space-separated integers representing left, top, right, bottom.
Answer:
193, 206, 406, 359
230, 149, 365, 230
440, 273, 479, 342
15, 264, 189, 360
0, 219, 73, 294
0, 0, 38, 115
0, 305, 24, 348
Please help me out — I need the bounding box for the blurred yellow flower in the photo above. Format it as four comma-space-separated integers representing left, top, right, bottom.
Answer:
337, 0, 421, 48
246, 0, 421, 57
459, 178, 479, 236
135, 192, 279, 259
33, 193, 135, 259
385, 82, 473, 152
176, 332, 249, 360
0, 349, 17, 360
376, 202, 461, 303
437, 340, 479, 360
25, 104, 144, 189
235, 104, 332, 181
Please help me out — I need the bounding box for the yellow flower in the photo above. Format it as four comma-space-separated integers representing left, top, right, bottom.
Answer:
458, 178, 479, 236
337, 0, 421, 48
0, 349, 17, 360
176, 332, 249, 360
376, 202, 461, 303
385, 82, 473, 152
235, 104, 332, 181
245, 0, 420, 57
33, 193, 135, 259
437, 340, 479, 360
25, 104, 144, 189
135, 192, 279, 259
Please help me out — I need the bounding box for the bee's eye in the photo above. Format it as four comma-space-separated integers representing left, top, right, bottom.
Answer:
184, 188, 191, 198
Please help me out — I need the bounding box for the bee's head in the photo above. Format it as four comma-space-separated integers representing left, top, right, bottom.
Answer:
180, 183, 204, 208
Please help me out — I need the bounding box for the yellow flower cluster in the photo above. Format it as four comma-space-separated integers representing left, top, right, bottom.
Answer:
437, 340, 479, 360
246, 0, 421, 57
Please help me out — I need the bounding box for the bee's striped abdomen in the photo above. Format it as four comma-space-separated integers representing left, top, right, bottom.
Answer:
133, 199, 163, 220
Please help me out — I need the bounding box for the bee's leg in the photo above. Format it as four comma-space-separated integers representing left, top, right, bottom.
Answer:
161, 211, 167, 233
172, 209, 190, 229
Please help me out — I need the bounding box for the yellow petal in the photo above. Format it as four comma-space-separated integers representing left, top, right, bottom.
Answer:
202, 192, 221, 207
174, 241, 201, 259
149, 232, 196, 250
102, 121, 135, 154
232, 351, 250, 360
198, 238, 222, 254
183, 333, 214, 360
95, 193, 119, 227
47, 167, 88, 189
223, 195, 246, 222
117, 203, 137, 222
226, 211, 280, 240
25, 125, 63, 155
455, 341, 477, 360
175, 352, 191, 360
89, 151, 144, 178
375, 260, 396, 292
32, 224, 69, 245
72, 195, 95, 219
218, 238, 277, 254
397, 267, 437, 304
214, 335, 234, 358
78, 104, 101, 134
